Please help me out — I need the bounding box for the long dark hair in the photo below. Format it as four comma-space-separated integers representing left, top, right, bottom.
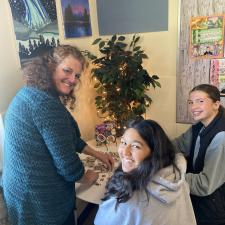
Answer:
103, 119, 178, 209
22, 45, 86, 110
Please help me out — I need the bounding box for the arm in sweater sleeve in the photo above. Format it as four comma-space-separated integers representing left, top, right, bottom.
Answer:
32, 97, 84, 182
173, 127, 192, 156
69, 118, 87, 153
186, 132, 225, 196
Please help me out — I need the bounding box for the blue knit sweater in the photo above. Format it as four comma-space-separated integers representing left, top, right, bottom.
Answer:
2, 87, 85, 225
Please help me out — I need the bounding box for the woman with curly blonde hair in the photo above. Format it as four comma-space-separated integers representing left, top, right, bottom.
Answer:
2, 45, 114, 225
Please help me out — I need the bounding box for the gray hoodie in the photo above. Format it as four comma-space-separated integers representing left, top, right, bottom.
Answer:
94, 154, 196, 225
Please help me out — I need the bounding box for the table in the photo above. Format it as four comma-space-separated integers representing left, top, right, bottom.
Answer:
75, 139, 119, 205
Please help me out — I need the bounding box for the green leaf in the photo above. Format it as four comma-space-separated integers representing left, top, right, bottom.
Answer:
116, 42, 127, 49
134, 89, 141, 96
92, 38, 101, 45
155, 81, 161, 88
133, 46, 141, 51
111, 35, 117, 43
141, 54, 148, 59
92, 58, 102, 64
99, 41, 105, 49
82, 50, 97, 60
144, 94, 152, 102
107, 41, 113, 47
95, 96, 102, 102
151, 82, 156, 88
96, 86, 104, 94
152, 75, 159, 80
96, 88, 103, 94
100, 49, 109, 54
129, 40, 134, 47
134, 36, 140, 44
118, 36, 126, 41
89, 55, 97, 60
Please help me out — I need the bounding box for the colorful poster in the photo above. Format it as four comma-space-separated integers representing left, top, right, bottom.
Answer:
61, 0, 92, 38
8, 0, 60, 64
210, 59, 225, 96
190, 15, 224, 59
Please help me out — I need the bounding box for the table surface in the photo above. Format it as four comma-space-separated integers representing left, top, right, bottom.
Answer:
75, 139, 119, 204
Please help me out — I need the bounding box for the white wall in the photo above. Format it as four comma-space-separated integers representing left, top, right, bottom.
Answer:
0, 0, 190, 141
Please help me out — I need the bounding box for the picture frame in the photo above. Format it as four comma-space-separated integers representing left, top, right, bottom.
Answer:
8, 0, 60, 64
60, 0, 92, 38
189, 15, 224, 59
210, 58, 225, 97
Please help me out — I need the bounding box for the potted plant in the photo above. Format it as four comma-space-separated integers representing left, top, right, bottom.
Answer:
84, 34, 160, 135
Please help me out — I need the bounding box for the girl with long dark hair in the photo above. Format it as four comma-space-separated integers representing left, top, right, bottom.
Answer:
95, 119, 196, 225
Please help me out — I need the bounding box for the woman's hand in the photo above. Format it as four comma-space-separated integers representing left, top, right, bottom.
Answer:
95, 151, 114, 171
78, 170, 99, 185
83, 145, 114, 171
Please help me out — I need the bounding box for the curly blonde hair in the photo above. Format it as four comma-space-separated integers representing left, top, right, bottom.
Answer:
22, 45, 86, 110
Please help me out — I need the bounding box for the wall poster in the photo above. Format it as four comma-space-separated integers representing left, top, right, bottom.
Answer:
61, 0, 92, 38
210, 58, 225, 96
8, 0, 60, 64
189, 15, 224, 59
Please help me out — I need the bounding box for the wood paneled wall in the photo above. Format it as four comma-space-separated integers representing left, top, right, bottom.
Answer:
177, 0, 225, 123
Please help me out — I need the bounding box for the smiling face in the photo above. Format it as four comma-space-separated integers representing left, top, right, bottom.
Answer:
188, 90, 220, 127
52, 55, 83, 96
118, 128, 151, 173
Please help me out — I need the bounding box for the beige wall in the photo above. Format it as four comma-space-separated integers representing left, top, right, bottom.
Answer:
0, 0, 190, 140
0, 0, 24, 115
